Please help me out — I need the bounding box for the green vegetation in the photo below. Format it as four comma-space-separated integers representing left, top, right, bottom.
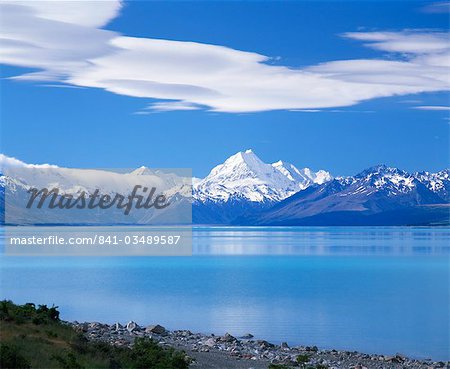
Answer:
0, 300, 189, 369
0, 344, 31, 369
296, 354, 310, 366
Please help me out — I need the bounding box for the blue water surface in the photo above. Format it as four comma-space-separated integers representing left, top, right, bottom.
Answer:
1, 227, 449, 360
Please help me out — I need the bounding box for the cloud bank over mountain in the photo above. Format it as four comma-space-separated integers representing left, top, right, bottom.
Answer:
1, 1, 449, 113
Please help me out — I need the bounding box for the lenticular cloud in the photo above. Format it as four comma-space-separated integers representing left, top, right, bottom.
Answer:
1, 1, 449, 113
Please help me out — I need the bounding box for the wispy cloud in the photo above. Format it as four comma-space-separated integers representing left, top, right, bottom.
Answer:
290, 109, 322, 113
413, 105, 450, 111
399, 99, 423, 104
40, 84, 86, 89
1, 1, 449, 113
290, 109, 374, 113
421, 1, 450, 13
342, 31, 449, 53
146, 101, 204, 112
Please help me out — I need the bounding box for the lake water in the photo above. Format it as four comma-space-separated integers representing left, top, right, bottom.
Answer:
0, 227, 449, 360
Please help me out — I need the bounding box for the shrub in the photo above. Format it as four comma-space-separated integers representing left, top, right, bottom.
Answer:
52, 352, 84, 369
0, 300, 60, 325
0, 344, 31, 369
1, 301, 190, 369
131, 337, 189, 369
296, 353, 310, 364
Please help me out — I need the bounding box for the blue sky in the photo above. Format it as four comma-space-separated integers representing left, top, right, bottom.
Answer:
1, 1, 449, 177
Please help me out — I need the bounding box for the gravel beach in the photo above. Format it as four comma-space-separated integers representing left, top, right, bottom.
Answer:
67, 321, 449, 369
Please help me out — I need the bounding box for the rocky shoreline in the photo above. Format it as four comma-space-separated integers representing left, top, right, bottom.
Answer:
67, 321, 449, 369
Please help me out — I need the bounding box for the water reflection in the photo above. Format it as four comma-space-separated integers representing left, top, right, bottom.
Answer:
0, 227, 449, 360
193, 227, 450, 255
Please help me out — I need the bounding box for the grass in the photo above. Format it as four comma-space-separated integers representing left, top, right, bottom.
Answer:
0, 300, 190, 369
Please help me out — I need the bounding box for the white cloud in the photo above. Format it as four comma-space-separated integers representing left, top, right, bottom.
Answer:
0, 154, 58, 170
413, 105, 450, 111
146, 101, 204, 112
1, 1, 122, 27
421, 1, 450, 13
342, 31, 450, 54
0, 2, 118, 80
0, 1, 449, 113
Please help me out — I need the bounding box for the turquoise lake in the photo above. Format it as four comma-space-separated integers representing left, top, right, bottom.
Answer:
0, 227, 449, 360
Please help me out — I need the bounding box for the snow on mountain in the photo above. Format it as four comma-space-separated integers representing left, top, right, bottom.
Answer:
0, 155, 193, 225
251, 164, 449, 226
194, 149, 332, 204
272, 160, 332, 188
0, 155, 187, 197
346, 165, 417, 196
414, 169, 450, 201
332, 165, 450, 200
2, 153, 448, 226
130, 166, 154, 176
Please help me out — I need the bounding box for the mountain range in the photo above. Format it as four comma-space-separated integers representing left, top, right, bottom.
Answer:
192, 150, 449, 225
0, 155, 191, 225
1, 152, 449, 226
243, 165, 449, 226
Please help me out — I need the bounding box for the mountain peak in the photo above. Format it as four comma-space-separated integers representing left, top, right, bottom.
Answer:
348, 164, 419, 195
131, 166, 153, 176
272, 160, 332, 187
272, 160, 286, 167
365, 164, 389, 172
356, 164, 405, 178
239, 149, 258, 160
195, 150, 332, 203
223, 149, 265, 168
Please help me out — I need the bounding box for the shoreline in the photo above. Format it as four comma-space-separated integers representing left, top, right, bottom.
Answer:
68, 321, 449, 369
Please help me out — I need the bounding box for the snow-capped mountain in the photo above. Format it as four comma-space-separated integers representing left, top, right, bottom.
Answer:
0, 155, 189, 195
249, 165, 449, 226
414, 169, 450, 201
272, 161, 332, 188
194, 149, 332, 203
0, 155, 191, 225
191, 149, 332, 223
1, 153, 448, 226
131, 166, 154, 176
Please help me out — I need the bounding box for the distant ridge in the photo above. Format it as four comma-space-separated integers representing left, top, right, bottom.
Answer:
0, 152, 449, 226
245, 165, 450, 226
192, 152, 449, 225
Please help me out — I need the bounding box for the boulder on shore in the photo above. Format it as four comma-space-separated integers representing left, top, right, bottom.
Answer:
126, 321, 139, 332
145, 324, 166, 335
220, 333, 237, 343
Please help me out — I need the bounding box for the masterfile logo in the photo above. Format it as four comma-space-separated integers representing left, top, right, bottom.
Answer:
26, 185, 171, 216
2, 166, 192, 256
3, 166, 192, 226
